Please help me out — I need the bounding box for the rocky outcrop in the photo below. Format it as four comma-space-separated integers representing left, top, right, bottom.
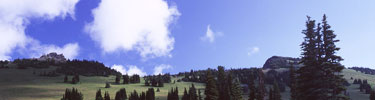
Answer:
38, 52, 67, 63
262, 56, 302, 69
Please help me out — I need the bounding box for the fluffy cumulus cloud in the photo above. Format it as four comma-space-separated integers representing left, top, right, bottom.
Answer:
112, 64, 147, 76
86, 0, 180, 59
0, 0, 80, 60
153, 64, 172, 75
247, 46, 260, 56
201, 25, 223, 43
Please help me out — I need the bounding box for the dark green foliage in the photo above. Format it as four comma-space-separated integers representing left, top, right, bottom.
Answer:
167, 87, 179, 100
56, 59, 120, 76
272, 80, 281, 100
115, 75, 121, 84
349, 67, 375, 75
104, 91, 110, 100
64, 75, 68, 83
105, 82, 111, 88
289, 64, 297, 100
146, 88, 155, 100
255, 69, 265, 100
156, 88, 160, 92
144, 74, 171, 87
13, 59, 50, 69
130, 74, 141, 83
182, 88, 189, 100
230, 78, 243, 100
96, 89, 103, 100
140, 92, 146, 100
370, 90, 375, 100
115, 88, 127, 100
123, 74, 130, 84
129, 90, 139, 100
268, 88, 273, 100
297, 15, 348, 100
61, 88, 83, 100
189, 84, 198, 100
217, 66, 230, 100
71, 75, 80, 84
248, 70, 256, 100
204, 69, 219, 100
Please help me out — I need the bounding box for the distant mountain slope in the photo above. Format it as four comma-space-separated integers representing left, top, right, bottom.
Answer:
262, 56, 302, 69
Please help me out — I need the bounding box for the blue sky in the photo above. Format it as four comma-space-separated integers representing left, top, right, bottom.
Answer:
1, 0, 374, 75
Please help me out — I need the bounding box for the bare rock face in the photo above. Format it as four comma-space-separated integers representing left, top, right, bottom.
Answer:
38, 52, 67, 63
262, 56, 302, 69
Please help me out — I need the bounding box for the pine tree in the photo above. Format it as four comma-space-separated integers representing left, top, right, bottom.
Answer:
296, 16, 326, 100
256, 69, 265, 100
320, 14, 348, 100
140, 92, 146, 100
64, 75, 68, 83
61, 88, 83, 100
230, 78, 243, 100
115, 74, 121, 84
182, 88, 189, 100
248, 70, 256, 100
146, 88, 155, 100
115, 88, 127, 100
129, 90, 139, 100
123, 74, 130, 84
96, 89, 103, 100
273, 80, 281, 100
217, 66, 230, 100
104, 91, 110, 100
289, 64, 297, 100
189, 84, 198, 100
268, 88, 273, 100
205, 69, 219, 100
370, 90, 375, 100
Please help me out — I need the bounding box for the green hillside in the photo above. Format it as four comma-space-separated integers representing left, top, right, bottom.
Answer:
1, 64, 374, 100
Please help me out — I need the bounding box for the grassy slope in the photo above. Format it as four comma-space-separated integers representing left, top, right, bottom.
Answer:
0, 67, 373, 100
0, 67, 205, 100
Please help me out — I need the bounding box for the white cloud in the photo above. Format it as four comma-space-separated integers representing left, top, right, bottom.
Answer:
247, 47, 260, 56
153, 64, 172, 75
26, 39, 80, 59
0, 0, 80, 60
111, 64, 147, 76
201, 25, 223, 43
85, 0, 180, 59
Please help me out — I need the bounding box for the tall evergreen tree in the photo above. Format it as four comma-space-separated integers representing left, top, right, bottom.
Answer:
189, 84, 198, 100
321, 14, 348, 100
370, 90, 375, 100
182, 88, 189, 100
248, 70, 256, 100
230, 78, 243, 100
205, 69, 219, 100
104, 91, 110, 100
272, 80, 281, 100
64, 75, 68, 83
146, 88, 155, 100
296, 16, 326, 100
268, 88, 273, 100
255, 69, 265, 100
96, 89, 103, 100
123, 74, 130, 84
115, 74, 121, 84
115, 88, 127, 100
289, 64, 297, 100
217, 66, 230, 100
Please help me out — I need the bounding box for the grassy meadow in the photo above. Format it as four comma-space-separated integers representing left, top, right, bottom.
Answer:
0, 65, 374, 100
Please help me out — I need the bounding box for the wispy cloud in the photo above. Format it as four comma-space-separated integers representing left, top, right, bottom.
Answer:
201, 25, 223, 43
153, 64, 172, 75
112, 64, 147, 76
247, 46, 260, 56
85, 0, 180, 59
0, 0, 79, 60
